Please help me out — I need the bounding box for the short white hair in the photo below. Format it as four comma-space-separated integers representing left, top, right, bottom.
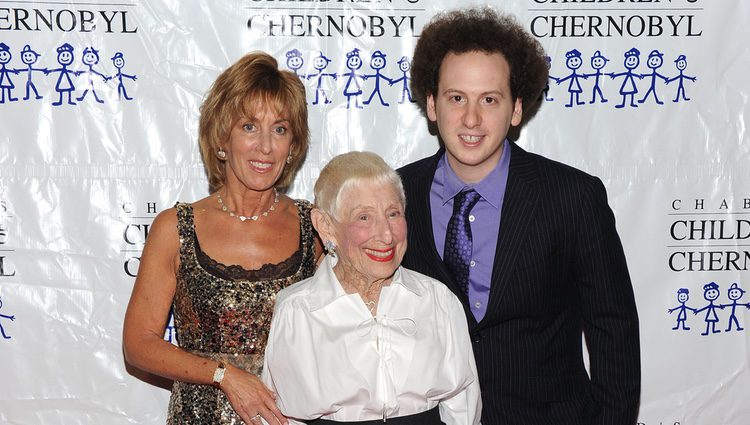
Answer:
314, 151, 405, 219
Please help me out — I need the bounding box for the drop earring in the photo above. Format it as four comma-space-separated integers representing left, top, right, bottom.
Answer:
217, 149, 227, 160
286, 153, 293, 164
324, 240, 337, 256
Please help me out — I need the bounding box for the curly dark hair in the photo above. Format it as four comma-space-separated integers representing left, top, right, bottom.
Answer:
411, 7, 549, 127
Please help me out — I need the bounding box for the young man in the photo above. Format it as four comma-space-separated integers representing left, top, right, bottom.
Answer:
398, 8, 641, 425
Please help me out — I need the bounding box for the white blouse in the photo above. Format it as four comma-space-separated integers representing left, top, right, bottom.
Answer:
262, 255, 481, 424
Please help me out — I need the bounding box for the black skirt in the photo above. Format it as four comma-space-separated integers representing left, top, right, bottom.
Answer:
304, 406, 445, 425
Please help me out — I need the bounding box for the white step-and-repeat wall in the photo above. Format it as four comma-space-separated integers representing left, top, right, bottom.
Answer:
1, 1, 748, 424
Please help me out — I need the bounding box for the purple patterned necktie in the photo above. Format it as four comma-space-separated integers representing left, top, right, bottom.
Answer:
444, 188, 481, 295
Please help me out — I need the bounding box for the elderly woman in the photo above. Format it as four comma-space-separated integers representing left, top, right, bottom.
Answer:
123, 52, 321, 425
263, 151, 481, 425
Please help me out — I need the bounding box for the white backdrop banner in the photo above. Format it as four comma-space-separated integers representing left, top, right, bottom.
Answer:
0, 1, 748, 424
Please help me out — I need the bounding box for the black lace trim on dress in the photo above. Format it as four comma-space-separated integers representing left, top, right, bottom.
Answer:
194, 235, 303, 281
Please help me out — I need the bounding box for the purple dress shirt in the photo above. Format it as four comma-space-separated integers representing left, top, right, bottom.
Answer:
430, 141, 510, 322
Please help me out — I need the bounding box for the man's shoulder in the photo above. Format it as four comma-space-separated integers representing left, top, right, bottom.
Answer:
513, 143, 600, 187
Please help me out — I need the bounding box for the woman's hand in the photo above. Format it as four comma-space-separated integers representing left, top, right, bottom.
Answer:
220, 365, 288, 425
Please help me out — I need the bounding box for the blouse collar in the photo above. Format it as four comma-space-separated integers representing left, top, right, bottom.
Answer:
308, 254, 422, 311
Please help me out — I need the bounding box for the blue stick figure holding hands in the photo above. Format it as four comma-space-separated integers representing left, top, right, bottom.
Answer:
720, 282, 750, 332
610, 48, 644, 109
665, 54, 697, 103
305, 52, 337, 105
668, 288, 696, 330
363, 50, 393, 107
16, 45, 45, 100
77, 47, 107, 103
46, 43, 81, 106
286, 49, 306, 78
694, 282, 722, 336
583, 50, 610, 104
0, 296, 15, 339
555, 49, 586, 108
389, 56, 414, 104
0, 42, 19, 103
341, 48, 366, 109
638, 50, 669, 105
110, 52, 137, 101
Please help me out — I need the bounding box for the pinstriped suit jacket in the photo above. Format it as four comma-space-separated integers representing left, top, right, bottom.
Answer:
398, 142, 640, 425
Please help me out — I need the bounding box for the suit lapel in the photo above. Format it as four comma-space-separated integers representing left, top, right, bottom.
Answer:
482, 142, 540, 326
406, 151, 460, 296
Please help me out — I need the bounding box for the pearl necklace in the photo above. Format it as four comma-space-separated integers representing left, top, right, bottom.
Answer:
216, 189, 279, 222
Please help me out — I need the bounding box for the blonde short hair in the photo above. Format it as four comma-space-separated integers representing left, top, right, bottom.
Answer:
314, 151, 405, 219
199, 51, 309, 192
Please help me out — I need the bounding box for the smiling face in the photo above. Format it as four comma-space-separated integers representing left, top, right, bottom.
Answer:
329, 180, 407, 286
647, 55, 663, 69
427, 51, 522, 183
704, 287, 720, 301
591, 56, 606, 70
566, 55, 582, 70
677, 292, 689, 303
58, 50, 73, 65
370, 56, 385, 70
83, 51, 99, 66
113, 57, 124, 68
0, 50, 11, 64
728, 287, 744, 301
346, 55, 362, 70
222, 106, 293, 192
676, 58, 687, 71
21, 51, 37, 65
313, 56, 328, 70
287, 56, 303, 70
624, 54, 639, 70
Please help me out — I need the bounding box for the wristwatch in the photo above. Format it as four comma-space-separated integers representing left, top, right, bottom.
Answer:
212, 360, 227, 387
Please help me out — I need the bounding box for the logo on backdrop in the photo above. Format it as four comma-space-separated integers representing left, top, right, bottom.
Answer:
284, 49, 415, 109
668, 282, 749, 335
667, 197, 750, 335
0, 42, 137, 106
547, 48, 696, 108
121, 201, 157, 278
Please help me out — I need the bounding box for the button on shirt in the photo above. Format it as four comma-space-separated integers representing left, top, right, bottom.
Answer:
430, 141, 510, 322
262, 255, 482, 424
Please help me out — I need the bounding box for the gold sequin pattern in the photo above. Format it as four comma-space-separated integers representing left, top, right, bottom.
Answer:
166, 200, 317, 424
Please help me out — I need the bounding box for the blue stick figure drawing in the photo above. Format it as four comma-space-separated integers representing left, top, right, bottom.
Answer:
555, 49, 586, 108
110, 52, 137, 101
0, 296, 15, 339
341, 48, 366, 110
583, 50, 610, 104
544, 55, 557, 102
694, 282, 722, 336
363, 50, 393, 107
638, 50, 669, 105
610, 48, 644, 109
720, 283, 750, 332
285, 49, 305, 78
389, 56, 415, 104
15, 45, 45, 100
305, 52, 337, 105
45, 43, 81, 106
0, 42, 19, 103
77, 47, 107, 103
665, 54, 697, 103
667, 288, 696, 330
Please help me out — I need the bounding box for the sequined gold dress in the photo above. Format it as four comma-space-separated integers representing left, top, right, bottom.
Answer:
167, 200, 317, 424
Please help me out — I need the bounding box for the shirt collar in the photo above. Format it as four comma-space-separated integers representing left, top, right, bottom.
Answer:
437, 140, 511, 209
308, 255, 422, 312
